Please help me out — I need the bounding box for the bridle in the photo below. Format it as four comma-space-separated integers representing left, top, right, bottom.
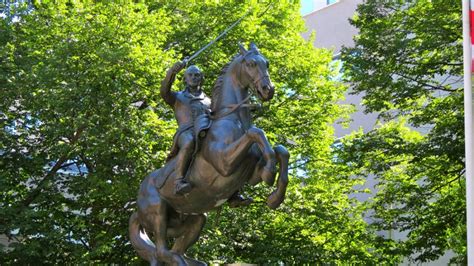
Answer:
211, 54, 266, 120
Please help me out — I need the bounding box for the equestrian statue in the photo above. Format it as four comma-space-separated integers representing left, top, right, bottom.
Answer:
129, 43, 289, 265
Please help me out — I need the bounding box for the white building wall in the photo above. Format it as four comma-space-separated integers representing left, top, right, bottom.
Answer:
302, 0, 361, 55
302, 0, 378, 138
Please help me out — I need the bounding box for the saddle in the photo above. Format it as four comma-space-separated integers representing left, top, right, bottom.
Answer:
166, 113, 212, 162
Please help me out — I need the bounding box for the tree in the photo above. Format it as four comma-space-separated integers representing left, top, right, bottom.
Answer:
0, 3, 174, 264
1, 1, 386, 264
340, 0, 465, 263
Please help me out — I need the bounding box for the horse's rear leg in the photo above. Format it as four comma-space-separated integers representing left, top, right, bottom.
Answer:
170, 214, 206, 254
147, 202, 186, 266
170, 215, 206, 265
267, 145, 289, 209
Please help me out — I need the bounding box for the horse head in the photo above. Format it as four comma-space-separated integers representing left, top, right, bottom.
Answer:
237, 42, 275, 101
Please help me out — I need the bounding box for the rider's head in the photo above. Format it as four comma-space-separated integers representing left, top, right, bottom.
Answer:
184, 65, 203, 90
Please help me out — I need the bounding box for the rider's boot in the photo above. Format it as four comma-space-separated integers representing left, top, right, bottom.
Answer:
175, 176, 192, 195
228, 191, 253, 208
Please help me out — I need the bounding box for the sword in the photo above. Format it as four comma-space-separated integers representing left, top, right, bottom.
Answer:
183, 10, 251, 65
135, 10, 252, 110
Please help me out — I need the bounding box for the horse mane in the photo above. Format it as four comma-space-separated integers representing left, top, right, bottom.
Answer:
210, 61, 232, 111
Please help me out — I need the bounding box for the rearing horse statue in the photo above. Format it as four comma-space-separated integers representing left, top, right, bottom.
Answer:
129, 43, 289, 265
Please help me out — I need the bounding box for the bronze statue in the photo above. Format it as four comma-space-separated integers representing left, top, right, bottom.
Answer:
129, 43, 289, 265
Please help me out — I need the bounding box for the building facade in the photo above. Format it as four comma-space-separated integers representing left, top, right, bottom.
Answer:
302, 0, 378, 138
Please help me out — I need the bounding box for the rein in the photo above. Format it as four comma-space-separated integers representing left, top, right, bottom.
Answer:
210, 94, 252, 120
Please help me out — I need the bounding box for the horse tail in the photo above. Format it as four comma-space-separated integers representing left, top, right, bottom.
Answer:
128, 212, 157, 264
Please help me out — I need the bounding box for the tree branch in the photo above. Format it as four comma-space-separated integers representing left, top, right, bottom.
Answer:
19, 125, 86, 208
396, 72, 458, 92
425, 169, 465, 197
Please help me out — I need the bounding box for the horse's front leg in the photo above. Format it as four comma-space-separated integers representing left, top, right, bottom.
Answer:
247, 144, 289, 209
206, 126, 276, 178
267, 145, 289, 209
246, 127, 278, 183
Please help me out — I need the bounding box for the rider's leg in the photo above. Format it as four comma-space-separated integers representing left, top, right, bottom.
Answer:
174, 130, 194, 194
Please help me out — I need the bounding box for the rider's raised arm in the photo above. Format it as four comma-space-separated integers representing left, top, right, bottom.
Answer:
160, 61, 185, 106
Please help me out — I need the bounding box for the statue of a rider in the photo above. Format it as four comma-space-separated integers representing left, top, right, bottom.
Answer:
160, 61, 211, 195
160, 61, 252, 206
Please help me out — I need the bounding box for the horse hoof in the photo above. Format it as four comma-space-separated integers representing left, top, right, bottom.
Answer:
261, 164, 276, 186
266, 192, 284, 210
172, 254, 188, 266
184, 255, 207, 266
228, 196, 253, 208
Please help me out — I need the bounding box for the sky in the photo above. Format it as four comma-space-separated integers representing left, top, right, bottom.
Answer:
300, 0, 338, 16
300, 0, 315, 15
